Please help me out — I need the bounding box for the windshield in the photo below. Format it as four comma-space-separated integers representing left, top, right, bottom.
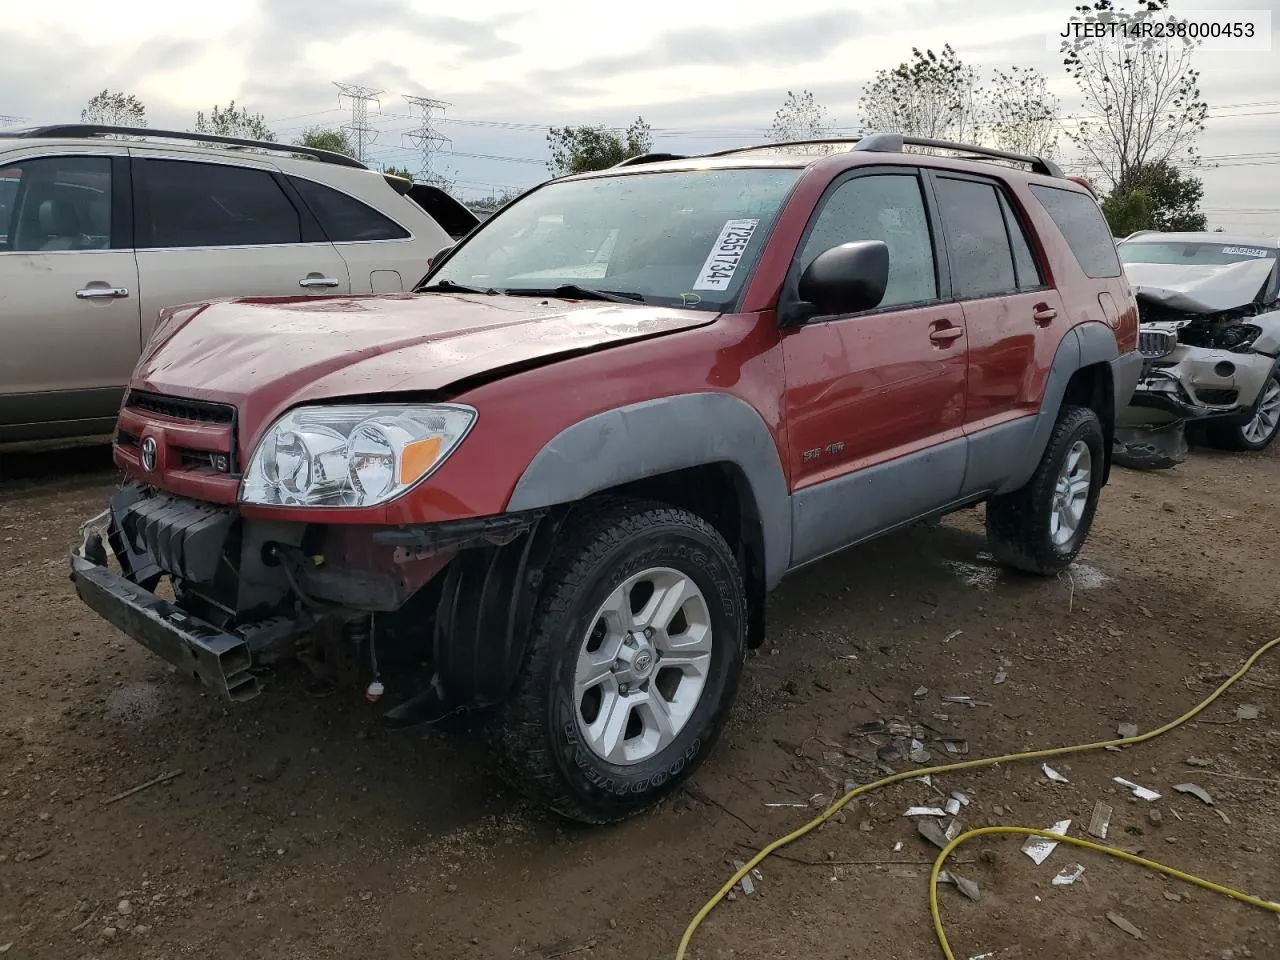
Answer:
425, 168, 802, 310
1118, 241, 1278, 266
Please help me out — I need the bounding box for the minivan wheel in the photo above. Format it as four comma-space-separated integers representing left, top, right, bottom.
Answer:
1205, 369, 1280, 452
985, 405, 1104, 575
488, 499, 747, 824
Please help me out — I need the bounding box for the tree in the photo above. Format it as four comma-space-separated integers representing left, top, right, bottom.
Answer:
546, 117, 651, 176
766, 90, 833, 142
1100, 187, 1154, 236
81, 90, 146, 127
858, 45, 980, 141
296, 127, 354, 157
194, 101, 275, 142
382, 165, 415, 180
978, 66, 1061, 157
1106, 160, 1207, 232
1061, 0, 1209, 192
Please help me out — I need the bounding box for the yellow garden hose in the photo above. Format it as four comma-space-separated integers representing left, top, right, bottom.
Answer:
675, 633, 1280, 960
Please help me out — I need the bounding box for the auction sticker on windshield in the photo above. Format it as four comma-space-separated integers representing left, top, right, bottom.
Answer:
1222, 246, 1270, 258
693, 219, 760, 291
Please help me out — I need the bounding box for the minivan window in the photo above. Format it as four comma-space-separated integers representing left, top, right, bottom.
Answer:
139, 159, 302, 248
289, 176, 411, 242
0, 156, 112, 253
934, 176, 1017, 299
1030, 184, 1122, 279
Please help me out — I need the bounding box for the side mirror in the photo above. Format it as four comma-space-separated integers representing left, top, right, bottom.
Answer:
789, 240, 889, 323
427, 244, 454, 269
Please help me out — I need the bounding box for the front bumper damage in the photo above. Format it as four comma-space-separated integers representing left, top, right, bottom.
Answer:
71, 508, 260, 701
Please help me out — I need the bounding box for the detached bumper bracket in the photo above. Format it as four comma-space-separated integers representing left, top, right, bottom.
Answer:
69, 548, 259, 702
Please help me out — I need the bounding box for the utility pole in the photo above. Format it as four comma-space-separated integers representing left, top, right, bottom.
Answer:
403, 95, 451, 185
333, 82, 383, 163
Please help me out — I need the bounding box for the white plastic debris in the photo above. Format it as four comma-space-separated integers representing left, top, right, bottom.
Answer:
993, 667, 1006, 684
942, 630, 963, 643
893, 841, 903, 852
1117, 722, 1139, 739
945, 797, 962, 816
1043, 764, 1069, 783
951, 791, 971, 807
732, 860, 755, 896
1236, 704, 1259, 721
1114, 777, 1161, 801
1172, 783, 1214, 805
1021, 820, 1071, 865
1052, 864, 1086, 886
905, 807, 948, 818
914, 686, 929, 698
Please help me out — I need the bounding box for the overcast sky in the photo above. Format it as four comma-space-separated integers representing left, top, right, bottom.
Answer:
2, 0, 1277, 233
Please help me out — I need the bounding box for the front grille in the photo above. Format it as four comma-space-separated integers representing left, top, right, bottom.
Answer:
125, 390, 235, 425
1139, 329, 1177, 359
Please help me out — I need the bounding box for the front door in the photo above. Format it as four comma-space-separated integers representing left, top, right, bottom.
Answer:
781, 167, 969, 567
130, 156, 352, 343
0, 150, 141, 435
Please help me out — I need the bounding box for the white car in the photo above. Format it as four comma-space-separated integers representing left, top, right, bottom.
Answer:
1114, 231, 1280, 466
0, 124, 477, 443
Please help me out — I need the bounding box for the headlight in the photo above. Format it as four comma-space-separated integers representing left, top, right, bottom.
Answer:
240, 404, 476, 507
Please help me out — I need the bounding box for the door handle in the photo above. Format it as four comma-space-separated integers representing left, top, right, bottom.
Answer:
1033, 305, 1057, 325
929, 325, 964, 343
76, 286, 129, 300
299, 276, 341, 288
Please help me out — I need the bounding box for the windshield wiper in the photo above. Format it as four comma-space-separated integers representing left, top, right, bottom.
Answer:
502, 284, 646, 304
418, 279, 498, 295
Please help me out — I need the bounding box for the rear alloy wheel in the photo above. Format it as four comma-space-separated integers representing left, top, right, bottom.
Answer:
985, 405, 1105, 575
1206, 370, 1280, 452
488, 499, 746, 824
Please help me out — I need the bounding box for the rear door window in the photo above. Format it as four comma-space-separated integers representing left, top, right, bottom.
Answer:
288, 176, 411, 242
0, 156, 113, 252
933, 176, 1018, 299
137, 159, 302, 248
1030, 184, 1122, 279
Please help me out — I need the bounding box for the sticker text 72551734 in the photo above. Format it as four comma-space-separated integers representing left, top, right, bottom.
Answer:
693, 219, 760, 291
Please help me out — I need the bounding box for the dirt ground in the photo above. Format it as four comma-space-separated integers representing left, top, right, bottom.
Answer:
0, 438, 1277, 960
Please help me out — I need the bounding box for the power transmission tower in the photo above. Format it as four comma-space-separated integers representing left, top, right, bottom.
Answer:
333, 82, 383, 163
403, 95, 451, 184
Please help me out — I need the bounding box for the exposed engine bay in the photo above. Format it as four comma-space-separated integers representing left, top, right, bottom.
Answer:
1113, 239, 1280, 469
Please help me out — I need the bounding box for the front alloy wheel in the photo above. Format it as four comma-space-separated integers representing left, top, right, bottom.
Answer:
1206, 369, 1280, 452
489, 499, 747, 824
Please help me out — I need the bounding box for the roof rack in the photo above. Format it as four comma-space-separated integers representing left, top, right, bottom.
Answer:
611, 152, 688, 167
0, 124, 368, 169
705, 132, 1064, 178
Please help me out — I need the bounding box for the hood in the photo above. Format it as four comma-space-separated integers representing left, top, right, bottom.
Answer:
132, 292, 716, 432
1123, 257, 1275, 313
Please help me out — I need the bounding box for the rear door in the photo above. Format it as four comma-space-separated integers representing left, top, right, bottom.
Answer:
928, 172, 1065, 433
130, 155, 351, 342
0, 149, 141, 435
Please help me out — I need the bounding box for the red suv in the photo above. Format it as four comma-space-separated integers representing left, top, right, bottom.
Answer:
71, 133, 1140, 823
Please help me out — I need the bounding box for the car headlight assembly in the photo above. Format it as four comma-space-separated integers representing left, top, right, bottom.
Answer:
240, 404, 477, 507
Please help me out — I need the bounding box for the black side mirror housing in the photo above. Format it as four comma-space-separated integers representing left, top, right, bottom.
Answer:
784, 240, 889, 325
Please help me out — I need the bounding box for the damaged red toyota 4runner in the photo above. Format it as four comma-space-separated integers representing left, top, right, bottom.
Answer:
72, 134, 1141, 823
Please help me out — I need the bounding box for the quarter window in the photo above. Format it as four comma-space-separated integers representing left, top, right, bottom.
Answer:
799, 173, 938, 309
139, 160, 302, 248
1030, 184, 1122, 279
288, 176, 411, 242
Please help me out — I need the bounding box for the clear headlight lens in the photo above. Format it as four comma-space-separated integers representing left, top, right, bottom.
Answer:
240, 404, 476, 507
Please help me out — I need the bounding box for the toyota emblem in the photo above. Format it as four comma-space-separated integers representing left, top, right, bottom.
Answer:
140, 436, 158, 472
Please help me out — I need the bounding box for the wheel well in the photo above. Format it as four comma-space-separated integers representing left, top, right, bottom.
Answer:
1062, 362, 1115, 483
595, 463, 768, 648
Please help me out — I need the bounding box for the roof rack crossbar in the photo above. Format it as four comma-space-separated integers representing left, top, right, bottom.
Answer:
611, 152, 688, 167
704, 133, 1063, 178
1, 124, 368, 169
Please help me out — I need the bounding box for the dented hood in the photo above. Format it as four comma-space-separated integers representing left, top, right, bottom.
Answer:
131, 292, 716, 431
1123, 257, 1275, 313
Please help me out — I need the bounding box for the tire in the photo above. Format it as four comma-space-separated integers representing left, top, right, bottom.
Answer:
985, 405, 1105, 575
488, 498, 747, 824
1203, 368, 1280, 452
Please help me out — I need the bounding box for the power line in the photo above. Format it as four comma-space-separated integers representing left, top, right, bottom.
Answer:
333, 82, 383, 163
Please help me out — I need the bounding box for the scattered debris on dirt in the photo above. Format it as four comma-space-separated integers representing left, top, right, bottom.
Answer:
1052, 864, 1086, 886
1117, 722, 1139, 739
1106, 912, 1146, 940
1021, 820, 1071, 865
1236, 704, 1259, 721
1088, 801, 1113, 839
1042, 764, 1069, 783
937, 871, 981, 901
1114, 777, 1161, 801
1172, 783, 1215, 805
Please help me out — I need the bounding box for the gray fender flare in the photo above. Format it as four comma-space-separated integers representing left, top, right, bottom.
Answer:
505, 393, 792, 589
998, 322, 1119, 494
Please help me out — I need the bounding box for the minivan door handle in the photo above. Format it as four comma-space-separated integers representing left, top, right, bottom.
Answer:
299, 276, 341, 289
76, 285, 130, 300
929, 324, 964, 344
1033, 304, 1057, 325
